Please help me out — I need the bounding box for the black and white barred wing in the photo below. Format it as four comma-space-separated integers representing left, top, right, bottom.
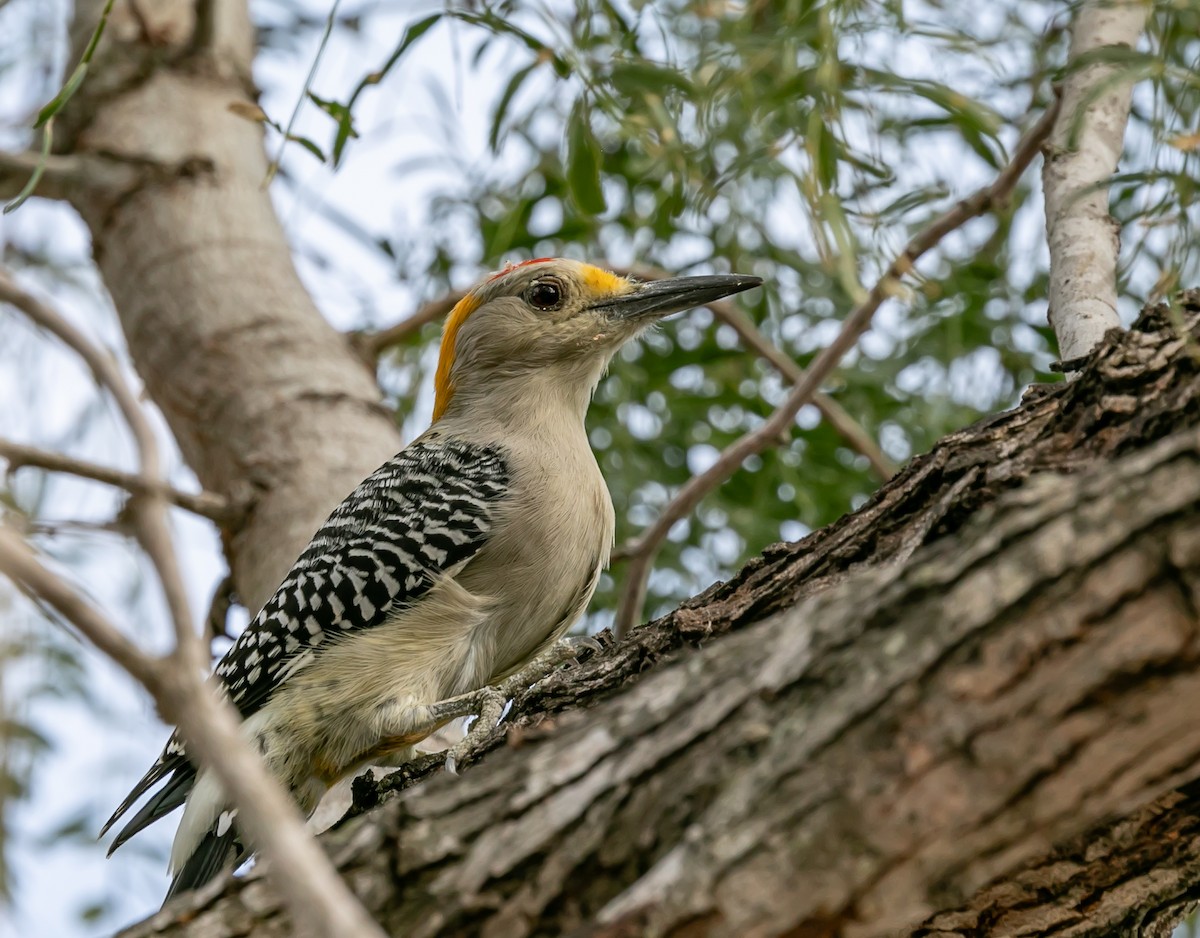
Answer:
102, 437, 511, 851
218, 438, 510, 717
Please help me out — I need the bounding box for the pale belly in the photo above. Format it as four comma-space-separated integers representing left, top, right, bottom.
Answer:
255, 545, 603, 791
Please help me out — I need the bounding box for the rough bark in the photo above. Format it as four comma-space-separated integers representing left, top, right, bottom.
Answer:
59, 0, 401, 612
114, 291, 1200, 938
914, 781, 1200, 937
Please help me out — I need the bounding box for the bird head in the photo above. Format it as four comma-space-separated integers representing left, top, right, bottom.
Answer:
433, 258, 762, 422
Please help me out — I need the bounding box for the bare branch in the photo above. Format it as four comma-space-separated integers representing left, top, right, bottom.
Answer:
618, 265, 897, 481
702, 302, 898, 478
0, 263, 379, 933
0, 148, 140, 202
0, 149, 84, 201
0, 438, 236, 523
0, 269, 162, 483
0, 527, 386, 938
0, 266, 203, 665
1043, 0, 1149, 360
351, 289, 467, 363
0, 526, 163, 690
613, 100, 1062, 637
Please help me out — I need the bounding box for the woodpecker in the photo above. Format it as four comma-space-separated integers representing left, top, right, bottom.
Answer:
102, 258, 762, 900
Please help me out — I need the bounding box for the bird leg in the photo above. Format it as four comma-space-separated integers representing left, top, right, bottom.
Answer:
422, 635, 605, 774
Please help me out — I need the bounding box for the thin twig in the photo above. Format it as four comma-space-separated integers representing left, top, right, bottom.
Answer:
0, 266, 201, 670
617, 264, 897, 481
0, 271, 157, 470
0, 149, 85, 202
0, 438, 235, 522
1, 268, 385, 934
352, 289, 467, 362
0, 526, 163, 689
708, 304, 896, 480
613, 99, 1062, 638
263, 0, 343, 187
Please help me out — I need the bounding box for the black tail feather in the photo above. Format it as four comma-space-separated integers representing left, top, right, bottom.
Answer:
163, 819, 244, 905
106, 766, 195, 856
102, 745, 194, 841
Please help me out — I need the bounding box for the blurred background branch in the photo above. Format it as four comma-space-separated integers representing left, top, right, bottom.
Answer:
0, 267, 383, 937
614, 98, 1061, 636
0, 439, 235, 522
1043, 0, 1151, 361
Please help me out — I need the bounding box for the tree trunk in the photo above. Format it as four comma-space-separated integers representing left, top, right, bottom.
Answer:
59, 0, 401, 612
111, 290, 1200, 938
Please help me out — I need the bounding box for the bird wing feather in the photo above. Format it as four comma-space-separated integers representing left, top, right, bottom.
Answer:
103, 436, 510, 849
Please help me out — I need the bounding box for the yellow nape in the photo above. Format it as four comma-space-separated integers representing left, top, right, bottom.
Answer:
433, 292, 482, 422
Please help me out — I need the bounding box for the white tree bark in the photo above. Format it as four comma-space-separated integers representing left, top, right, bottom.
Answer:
0, 1, 406, 932
49, 0, 405, 614
1042, 0, 1149, 361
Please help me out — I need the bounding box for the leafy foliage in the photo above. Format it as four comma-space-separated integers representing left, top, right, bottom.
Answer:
312, 0, 1143, 617
350, 1, 1193, 619
1, 2, 1198, 930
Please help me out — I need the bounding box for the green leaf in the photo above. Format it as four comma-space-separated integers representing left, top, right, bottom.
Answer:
286, 133, 327, 163
35, 63, 88, 128
33, 0, 115, 127
566, 104, 606, 215
346, 12, 442, 112
308, 92, 360, 167
452, 10, 571, 77
808, 109, 839, 190
3, 120, 53, 215
6, 0, 115, 212
609, 61, 693, 99
489, 62, 540, 152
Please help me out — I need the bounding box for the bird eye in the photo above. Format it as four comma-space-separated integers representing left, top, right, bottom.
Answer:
525, 278, 564, 311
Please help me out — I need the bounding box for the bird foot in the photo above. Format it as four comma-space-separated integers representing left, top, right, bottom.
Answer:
426, 635, 606, 775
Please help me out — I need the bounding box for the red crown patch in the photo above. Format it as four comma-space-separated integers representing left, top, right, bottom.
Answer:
487, 258, 554, 282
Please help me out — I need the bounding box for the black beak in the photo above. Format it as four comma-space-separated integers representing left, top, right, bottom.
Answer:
590, 274, 763, 321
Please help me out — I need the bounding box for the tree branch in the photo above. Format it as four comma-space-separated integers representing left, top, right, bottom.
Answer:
0, 266, 200, 664
0, 267, 387, 936
0, 527, 164, 690
19, 1, 402, 932
617, 264, 898, 482
0, 527, 385, 938
350, 289, 468, 363
0, 148, 141, 202
1042, 0, 1149, 360
0, 438, 236, 523
613, 98, 1061, 637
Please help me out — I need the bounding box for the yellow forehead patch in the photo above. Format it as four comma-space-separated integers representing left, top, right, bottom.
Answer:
578, 263, 632, 297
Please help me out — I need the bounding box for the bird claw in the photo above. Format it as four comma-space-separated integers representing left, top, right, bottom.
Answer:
561, 631, 612, 663
426, 635, 608, 775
